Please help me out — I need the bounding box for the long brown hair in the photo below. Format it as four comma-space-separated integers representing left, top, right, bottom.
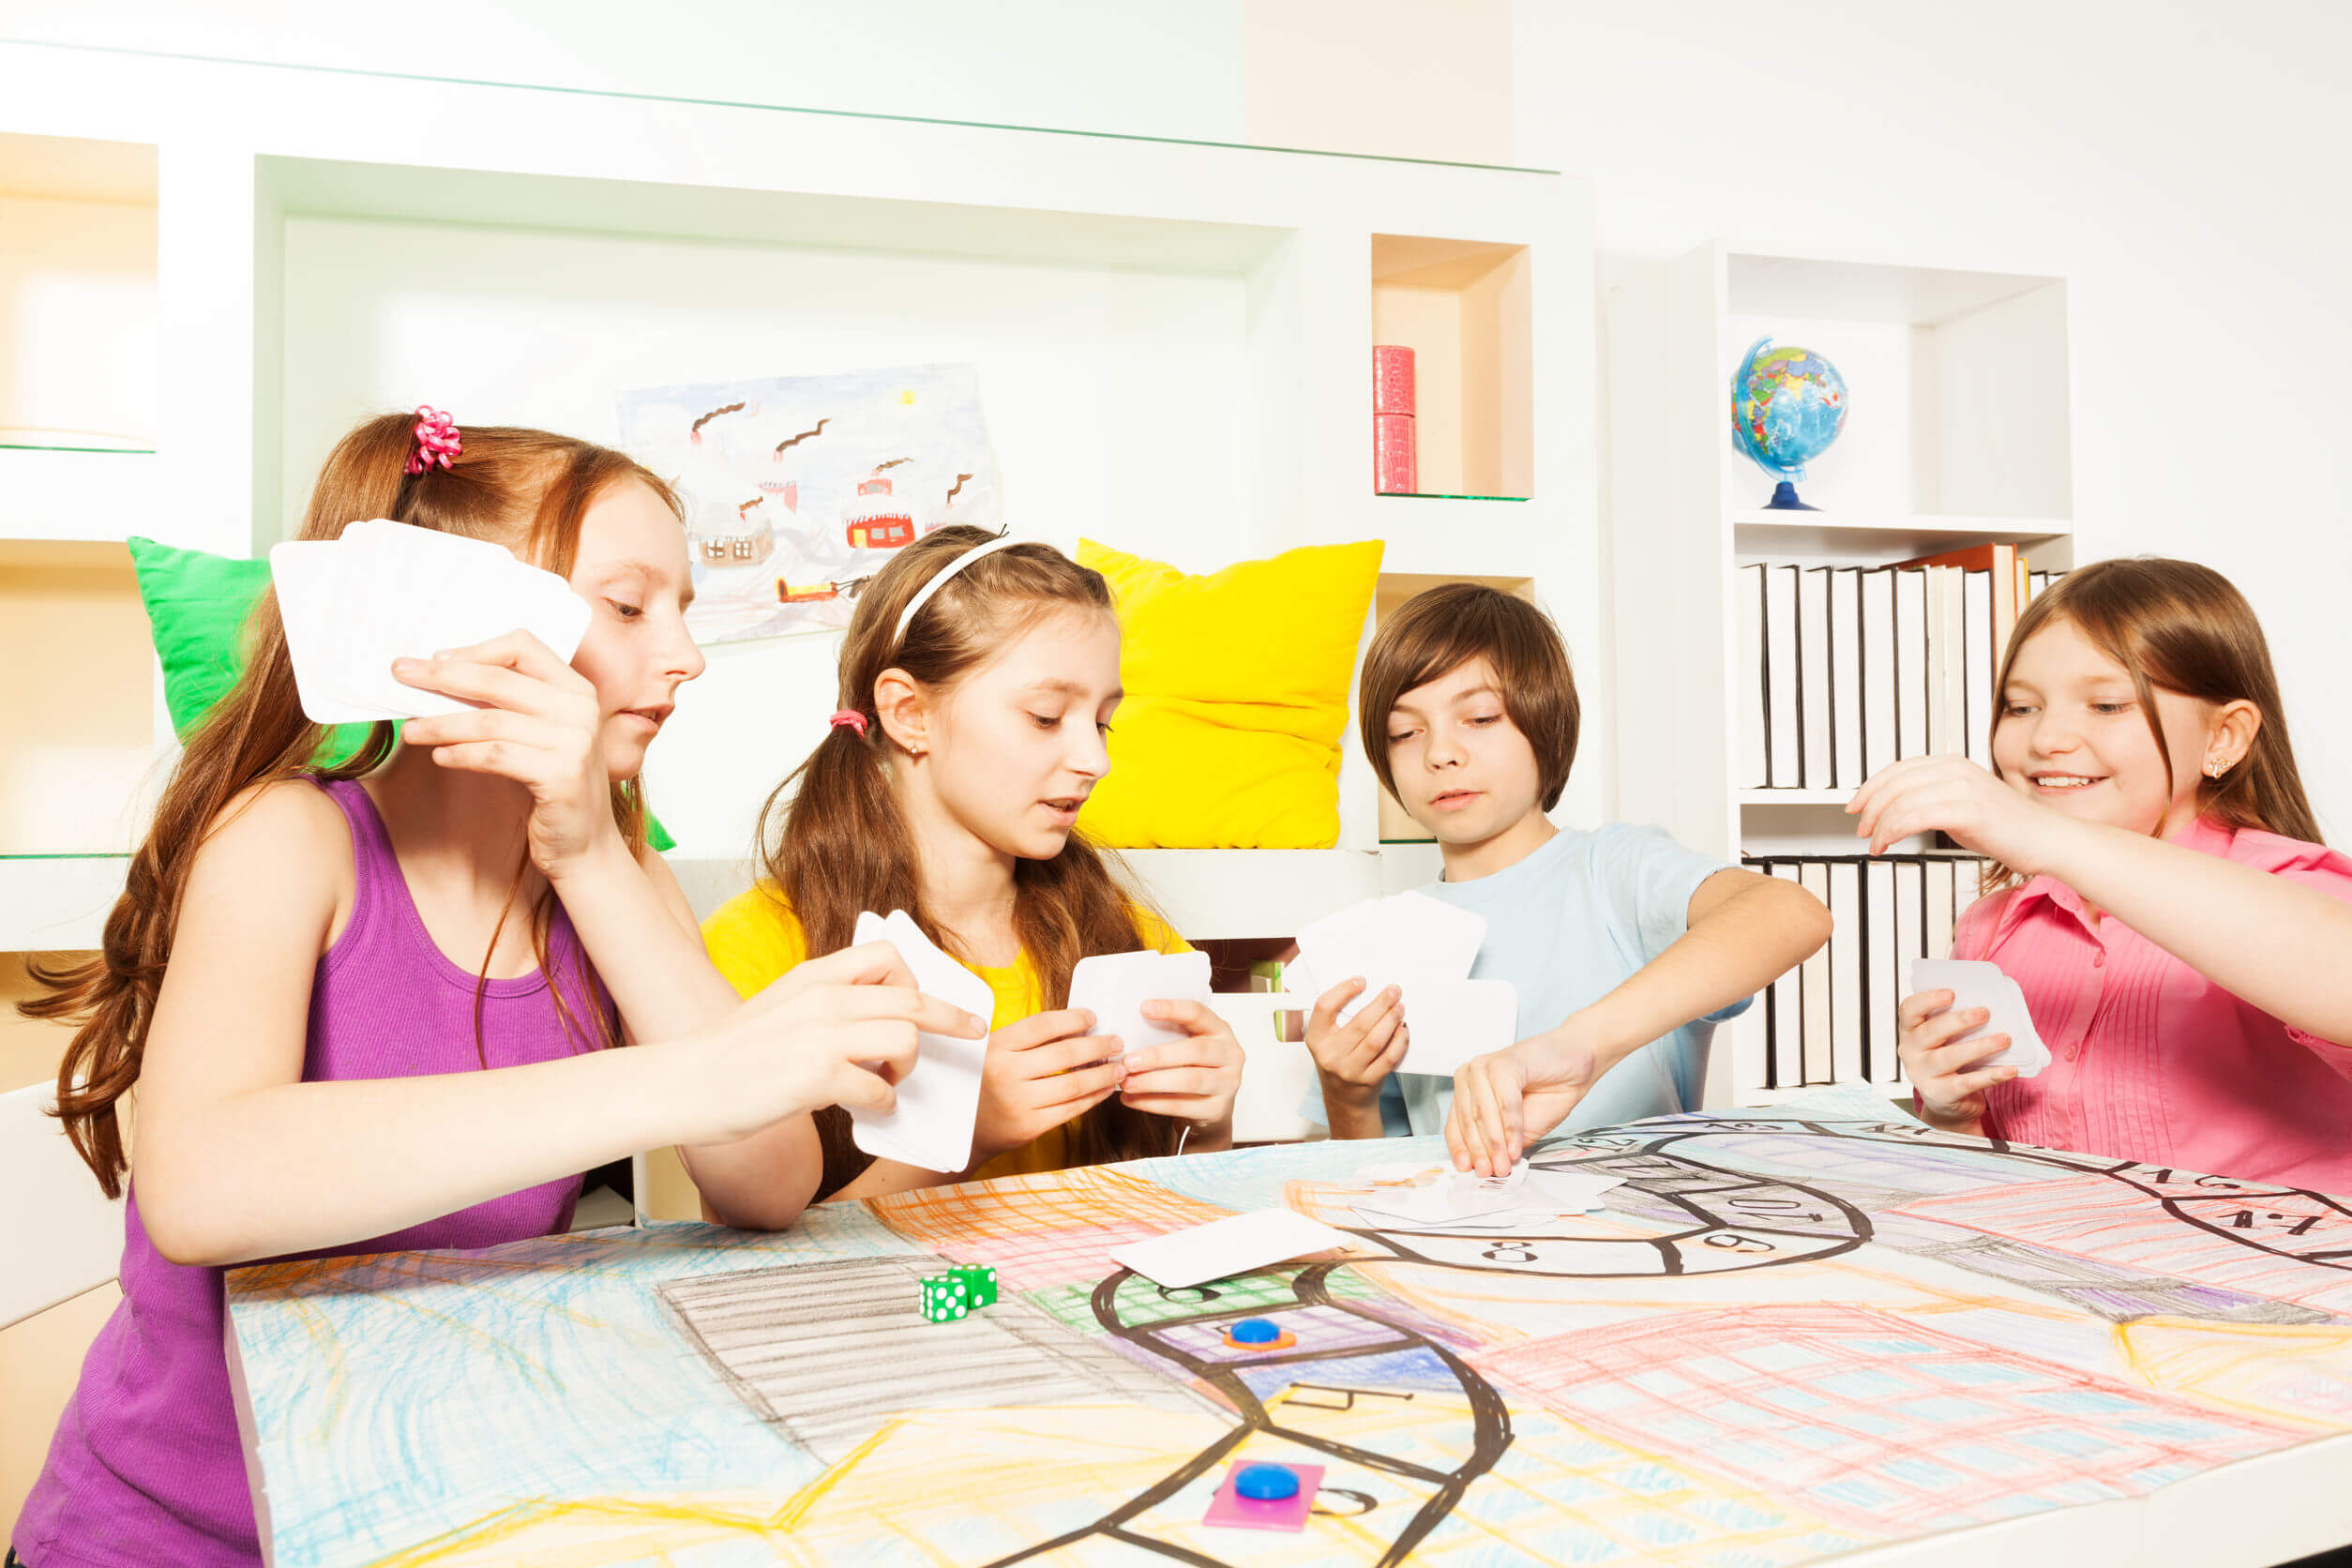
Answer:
756, 524, 1178, 1197
1982, 556, 2320, 891
22, 412, 682, 1196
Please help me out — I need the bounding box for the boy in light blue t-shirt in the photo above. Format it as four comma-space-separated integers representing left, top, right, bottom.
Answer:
1300, 584, 1832, 1172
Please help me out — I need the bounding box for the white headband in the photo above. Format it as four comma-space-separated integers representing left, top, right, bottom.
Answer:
893, 533, 1024, 643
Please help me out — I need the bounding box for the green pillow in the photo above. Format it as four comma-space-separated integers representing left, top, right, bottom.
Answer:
126, 535, 676, 852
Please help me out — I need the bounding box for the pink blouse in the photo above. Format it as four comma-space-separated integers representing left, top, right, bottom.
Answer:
1958, 815, 2352, 1194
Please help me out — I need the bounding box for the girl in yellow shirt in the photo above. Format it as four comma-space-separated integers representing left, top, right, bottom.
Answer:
702, 527, 1244, 1214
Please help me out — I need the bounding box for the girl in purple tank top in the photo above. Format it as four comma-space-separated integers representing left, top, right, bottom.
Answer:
10, 413, 983, 1567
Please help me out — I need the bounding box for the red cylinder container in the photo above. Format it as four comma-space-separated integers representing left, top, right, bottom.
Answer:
1374, 413, 1418, 494
1373, 345, 1416, 416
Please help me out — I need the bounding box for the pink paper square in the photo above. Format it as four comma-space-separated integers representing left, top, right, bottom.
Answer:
1201, 1461, 1324, 1532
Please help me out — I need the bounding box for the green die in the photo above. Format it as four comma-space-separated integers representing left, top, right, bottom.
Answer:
950, 1264, 999, 1308
919, 1274, 969, 1323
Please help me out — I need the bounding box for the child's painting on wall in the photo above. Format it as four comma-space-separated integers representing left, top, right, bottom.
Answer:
618, 364, 1002, 644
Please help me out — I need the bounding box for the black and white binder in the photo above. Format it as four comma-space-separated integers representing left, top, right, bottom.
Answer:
1799, 861, 1832, 1082
1827, 859, 1863, 1082
1860, 566, 1898, 781
1964, 568, 1995, 768
1765, 859, 1805, 1088
1739, 564, 1768, 789
1764, 565, 1801, 787
1864, 857, 1899, 1081
1797, 566, 1833, 789
1893, 567, 1930, 761
1828, 567, 1864, 791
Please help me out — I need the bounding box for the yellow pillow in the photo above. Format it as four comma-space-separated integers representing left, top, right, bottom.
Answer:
1077, 537, 1384, 848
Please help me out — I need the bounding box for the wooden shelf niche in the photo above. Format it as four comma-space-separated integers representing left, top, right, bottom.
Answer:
1370, 234, 1531, 501
0, 133, 158, 549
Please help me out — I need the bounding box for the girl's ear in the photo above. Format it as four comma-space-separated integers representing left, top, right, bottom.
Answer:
874, 667, 928, 759
2209, 699, 2263, 776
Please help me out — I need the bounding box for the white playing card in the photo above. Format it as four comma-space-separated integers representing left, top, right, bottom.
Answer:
1067, 949, 1212, 1059
268, 542, 410, 725
1108, 1208, 1356, 1289
1910, 957, 2052, 1078
1332, 891, 1481, 972
1294, 891, 1487, 1026
849, 911, 994, 1173
303, 520, 593, 718
1389, 978, 1519, 1077
1349, 1202, 1582, 1235
1349, 1165, 1622, 1234
1380, 1168, 1531, 1223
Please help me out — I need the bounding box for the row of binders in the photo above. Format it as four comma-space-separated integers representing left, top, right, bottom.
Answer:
1739, 544, 2058, 792
1741, 852, 1990, 1091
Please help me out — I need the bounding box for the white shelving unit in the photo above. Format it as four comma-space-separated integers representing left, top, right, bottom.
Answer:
0, 131, 157, 945
1605, 241, 2076, 1109
0, 43, 1597, 950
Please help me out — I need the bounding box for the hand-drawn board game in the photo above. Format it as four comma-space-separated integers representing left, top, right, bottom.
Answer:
224, 1086, 2352, 1565
615, 364, 1002, 646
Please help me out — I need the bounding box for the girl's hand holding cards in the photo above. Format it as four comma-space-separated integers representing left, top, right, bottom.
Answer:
396, 630, 616, 876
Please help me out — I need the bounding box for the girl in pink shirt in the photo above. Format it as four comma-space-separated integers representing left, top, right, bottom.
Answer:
1850, 557, 2352, 1193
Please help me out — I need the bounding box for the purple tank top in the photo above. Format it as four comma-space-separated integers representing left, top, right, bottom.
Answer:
16, 777, 611, 1566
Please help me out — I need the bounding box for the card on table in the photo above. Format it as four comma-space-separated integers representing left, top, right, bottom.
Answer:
848, 911, 995, 1172
1910, 957, 2052, 1077
1067, 949, 1213, 1059
268, 519, 593, 725
1108, 1208, 1356, 1289
1350, 1168, 1626, 1235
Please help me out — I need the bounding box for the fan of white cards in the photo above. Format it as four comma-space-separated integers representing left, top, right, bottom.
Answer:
1286, 891, 1518, 1077
270, 520, 593, 725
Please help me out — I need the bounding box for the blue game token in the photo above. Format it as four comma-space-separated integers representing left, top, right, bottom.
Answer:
1234, 1463, 1299, 1501
1227, 1318, 1280, 1344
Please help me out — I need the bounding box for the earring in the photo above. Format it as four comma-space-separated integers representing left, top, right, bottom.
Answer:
905, 742, 924, 759
2205, 757, 2230, 778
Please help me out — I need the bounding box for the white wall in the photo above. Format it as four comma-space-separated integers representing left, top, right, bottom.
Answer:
1513, 0, 2352, 836
0, 1, 1248, 145
279, 215, 1261, 858
17, 0, 2347, 830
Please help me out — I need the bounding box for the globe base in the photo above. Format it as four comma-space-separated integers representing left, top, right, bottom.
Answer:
1762, 480, 1819, 512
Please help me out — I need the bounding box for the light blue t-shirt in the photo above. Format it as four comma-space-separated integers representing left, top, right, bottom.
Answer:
1302, 822, 1752, 1137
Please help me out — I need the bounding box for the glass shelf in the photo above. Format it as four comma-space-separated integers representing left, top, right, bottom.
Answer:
1377, 491, 1530, 503
24, 38, 1559, 175
0, 852, 132, 861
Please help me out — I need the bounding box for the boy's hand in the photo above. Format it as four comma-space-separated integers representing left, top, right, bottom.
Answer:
1305, 976, 1409, 1111
1447, 1029, 1603, 1175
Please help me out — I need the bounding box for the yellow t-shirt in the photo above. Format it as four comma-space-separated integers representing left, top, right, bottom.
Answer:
701, 882, 1189, 1182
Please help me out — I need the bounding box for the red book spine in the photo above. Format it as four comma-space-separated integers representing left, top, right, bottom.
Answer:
1372, 345, 1416, 415
1374, 413, 1417, 494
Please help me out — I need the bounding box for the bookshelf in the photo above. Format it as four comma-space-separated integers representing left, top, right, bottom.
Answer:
1606, 241, 2076, 1110
0, 43, 1597, 957
0, 130, 159, 944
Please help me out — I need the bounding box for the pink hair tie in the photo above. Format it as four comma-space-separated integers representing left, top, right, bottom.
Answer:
404, 406, 461, 475
828, 709, 869, 737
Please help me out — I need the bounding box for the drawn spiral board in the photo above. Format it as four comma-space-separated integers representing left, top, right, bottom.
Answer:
223, 1085, 2352, 1566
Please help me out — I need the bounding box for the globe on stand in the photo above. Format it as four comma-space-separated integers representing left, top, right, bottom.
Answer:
1731, 337, 1848, 511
